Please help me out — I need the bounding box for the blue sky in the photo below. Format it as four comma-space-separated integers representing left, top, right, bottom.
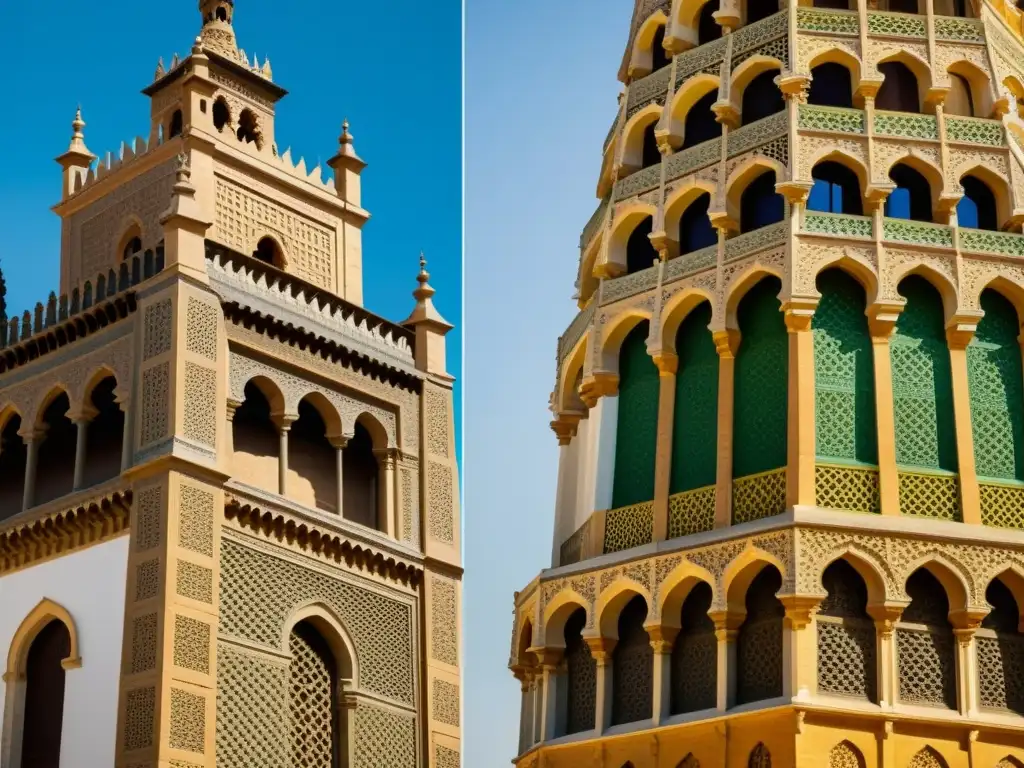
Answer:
464, 0, 624, 763
0, 0, 461, 455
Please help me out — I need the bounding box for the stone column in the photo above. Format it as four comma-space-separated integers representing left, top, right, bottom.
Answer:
652, 354, 679, 541
72, 416, 91, 491
783, 302, 818, 509
868, 310, 901, 515
224, 398, 240, 461
20, 428, 43, 512
710, 611, 741, 711
868, 604, 904, 709
273, 414, 295, 497
780, 596, 822, 702
117, 394, 134, 474
712, 331, 740, 528
330, 436, 348, 517
374, 449, 397, 536
535, 650, 563, 742
951, 609, 986, 717
648, 625, 678, 725
585, 638, 616, 735
947, 322, 981, 524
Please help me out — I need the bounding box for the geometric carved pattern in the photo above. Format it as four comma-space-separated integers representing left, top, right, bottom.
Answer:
610, 598, 652, 725
216, 645, 289, 768
815, 464, 880, 514
426, 387, 450, 456
432, 678, 460, 726
670, 584, 717, 715
143, 300, 173, 360
737, 569, 784, 705
908, 747, 948, 768
981, 481, 1024, 529
288, 624, 336, 768
897, 628, 956, 708
174, 615, 211, 674
131, 613, 158, 673
829, 741, 865, 768
817, 619, 876, 701
668, 485, 716, 538
219, 540, 414, 704
749, 743, 772, 768
732, 469, 787, 524
179, 485, 215, 557
169, 688, 206, 754
177, 560, 214, 604
427, 461, 454, 544
978, 634, 1024, 713
136, 559, 160, 601
565, 611, 597, 735
183, 362, 217, 447
186, 297, 220, 361
123, 686, 156, 751
141, 362, 171, 446
430, 575, 459, 667
352, 704, 416, 768
897, 472, 961, 521
603, 500, 654, 553
136, 485, 164, 552
435, 745, 461, 768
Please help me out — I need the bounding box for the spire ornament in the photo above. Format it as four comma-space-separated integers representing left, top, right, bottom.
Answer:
403, 252, 451, 329
67, 107, 91, 156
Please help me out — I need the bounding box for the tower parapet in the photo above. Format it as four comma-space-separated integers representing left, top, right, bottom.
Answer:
511, 0, 1024, 764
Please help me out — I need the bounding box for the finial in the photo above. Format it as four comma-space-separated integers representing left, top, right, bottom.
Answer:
67, 106, 90, 154
413, 251, 436, 303
341, 119, 352, 143
154, 57, 166, 79
335, 119, 363, 163
171, 52, 180, 69
192, 37, 203, 55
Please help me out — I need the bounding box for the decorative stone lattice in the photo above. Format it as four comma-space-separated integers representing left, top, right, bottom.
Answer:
908, 747, 948, 768
748, 743, 772, 768
136, 559, 160, 602
426, 387, 450, 456
565, 628, 597, 735
796, 7, 859, 33
867, 10, 926, 37
288, 625, 335, 768
815, 465, 880, 515
183, 362, 217, 447
798, 105, 865, 134
140, 362, 170, 446
670, 586, 717, 714
668, 486, 716, 538
817, 620, 876, 701
897, 472, 961, 521
432, 679, 460, 726
431, 575, 459, 667
980, 483, 1024, 529
737, 572, 784, 704
603, 501, 654, 553
829, 741, 865, 768
177, 560, 214, 604
131, 613, 158, 673
169, 688, 206, 754
219, 540, 415, 704
352, 704, 416, 768
611, 601, 653, 725
186, 297, 220, 361
143, 300, 173, 360
436, 745, 461, 768
977, 634, 1024, 713
174, 615, 211, 674
136, 485, 163, 552
897, 628, 956, 708
123, 687, 156, 751
732, 470, 787, 524
216, 645, 289, 767
428, 462, 455, 544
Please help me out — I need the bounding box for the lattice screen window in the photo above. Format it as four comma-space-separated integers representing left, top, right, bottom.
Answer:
611, 596, 653, 725
670, 302, 719, 495
978, 578, 1024, 714
908, 746, 949, 768
563, 608, 596, 736
968, 289, 1024, 482
748, 742, 772, 768
288, 622, 340, 768
813, 269, 878, 465
896, 569, 957, 709
817, 560, 877, 702
890, 276, 958, 472
829, 741, 866, 768
612, 321, 659, 508
736, 567, 784, 705
678, 754, 700, 768
734, 277, 788, 479
670, 582, 717, 714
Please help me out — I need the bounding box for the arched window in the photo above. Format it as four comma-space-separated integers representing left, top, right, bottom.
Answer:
877, 61, 921, 113
968, 290, 1024, 484
737, 566, 785, 704
678, 193, 717, 254
896, 569, 957, 709
651, 25, 671, 71
813, 270, 878, 492
670, 302, 718, 499
886, 164, 933, 222
253, 236, 283, 267
213, 97, 231, 132
733, 278, 787, 518
809, 62, 854, 107
748, 743, 772, 768
908, 747, 950, 768
20, 619, 71, 768
642, 121, 662, 169
35, 393, 76, 505
946, 73, 975, 117
740, 170, 785, 233
670, 582, 717, 713
809, 161, 863, 215
343, 422, 380, 529
742, 70, 784, 125
612, 322, 659, 509
891, 277, 959, 482
678, 754, 700, 768
563, 608, 596, 735
288, 621, 340, 765
682, 90, 722, 149
626, 216, 659, 274
611, 596, 653, 725
957, 175, 997, 230
977, 577, 1024, 714
698, 0, 723, 44
747, 0, 779, 24
829, 741, 866, 768
817, 560, 878, 701
0, 415, 27, 519
290, 398, 338, 514
82, 377, 124, 488
169, 109, 183, 138
236, 108, 261, 146
122, 236, 142, 261
232, 381, 281, 497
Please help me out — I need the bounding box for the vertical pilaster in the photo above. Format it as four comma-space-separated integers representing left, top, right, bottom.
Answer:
954, 629, 979, 717
868, 312, 901, 515
20, 430, 41, 512
711, 611, 741, 711
783, 303, 817, 508
712, 330, 740, 528
588, 640, 615, 736
535, 651, 562, 742
72, 416, 90, 491
375, 448, 397, 536
652, 353, 678, 541
330, 437, 347, 517
780, 597, 821, 702
648, 626, 677, 725
868, 605, 903, 709
948, 326, 981, 524
119, 394, 135, 474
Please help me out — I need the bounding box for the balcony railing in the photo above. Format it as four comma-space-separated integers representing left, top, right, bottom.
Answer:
867, 10, 927, 38
803, 212, 873, 238
798, 104, 866, 134
874, 111, 939, 140
882, 218, 954, 247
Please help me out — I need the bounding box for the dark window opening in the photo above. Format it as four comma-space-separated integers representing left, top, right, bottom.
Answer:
682, 90, 722, 149
292, 399, 337, 514
876, 61, 920, 113
0, 416, 26, 522
641, 122, 661, 169
20, 620, 70, 768
747, 0, 779, 24
809, 161, 863, 215
253, 237, 282, 267
958, 175, 997, 230
679, 193, 718, 253
122, 236, 142, 261
809, 62, 854, 107
742, 69, 784, 124
236, 108, 261, 145
698, 0, 723, 44
169, 109, 183, 138
82, 378, 124, 488
626, 217, 659, 274
35, 394, 76, 506
216, 5, 228, 21
213, 98, 231, 132
889, 0, 919, 11
651, 25, 671, 71
343, 422, 380, 530
740, 170, 785, 232
886, 163, 932, 222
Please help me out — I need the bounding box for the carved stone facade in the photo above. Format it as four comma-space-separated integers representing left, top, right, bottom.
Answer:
1, 3, 459, 768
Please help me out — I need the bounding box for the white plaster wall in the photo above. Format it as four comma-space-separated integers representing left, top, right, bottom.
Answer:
0, 536, 129, 767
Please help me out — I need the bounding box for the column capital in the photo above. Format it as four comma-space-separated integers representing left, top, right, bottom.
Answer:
550, 411, 584, 446
867, 601, 907, 636
645, 624, 679, 653
709, 608, 744, 634
68, 405, 99, 424
652, 351, 678, 376
782, 298, 819, 332
225, 397, 243, 419
373, 447, 399, 469
712, 329, 741, 359
17, 425, 47, 443
946, 313, 982, 350
529, 646, 564, 671
584, 636, 617, 664
776, 180, 814, 205
271, 412, 298, 432
779, 594, 823, 629
949, 606, 989, 632
867, 302, 904, 339
579, 372, 619, 407
328, 434, 350, 450
708, 210, 739, 234
712, 100, 740, 129
776, 72, 811, 103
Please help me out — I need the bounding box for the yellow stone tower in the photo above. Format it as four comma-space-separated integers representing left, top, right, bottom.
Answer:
0, 3, 461, 767
510, 0, 1024, 765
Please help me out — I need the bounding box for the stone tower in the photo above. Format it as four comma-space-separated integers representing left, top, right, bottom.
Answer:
0, 3, 461, 768
510, 0, 1024, 765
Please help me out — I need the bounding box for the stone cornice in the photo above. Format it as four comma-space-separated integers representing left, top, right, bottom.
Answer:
0, 483, 131, 575
223, 487, 423, 587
